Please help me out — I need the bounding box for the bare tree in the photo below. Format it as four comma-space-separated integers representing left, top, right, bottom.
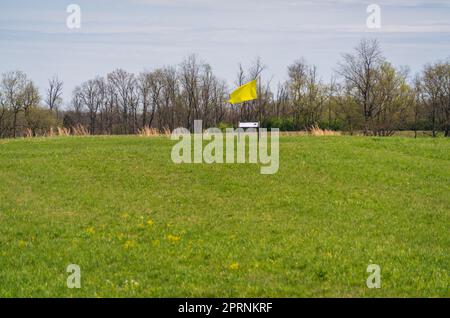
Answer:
160, 66, 179, 130
148, 70, 164, 129
287, 59, 308, 128
138, 71, 151, 128
180, 55, 201, 131
103, 81, 118, 134
1, 71, 29, 138
107, 69, 136, 134
274, 82, 289, 119
442, 60, 450, 136
412, 74, 424, 138
0, 89, 8, 137
338, 39, 384, 135
210, 77, 227, 126
287, 59, 327, 129
78, 79, 102, 134
420, 61, 450, 137
248, 57, 267, 122
71, 86, 84, 124
45, 76, 63, 111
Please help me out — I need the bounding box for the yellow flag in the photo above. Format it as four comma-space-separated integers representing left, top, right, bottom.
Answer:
228, 79, 257, 104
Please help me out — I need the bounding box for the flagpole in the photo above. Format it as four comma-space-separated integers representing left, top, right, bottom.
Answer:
228, 79, 259, 141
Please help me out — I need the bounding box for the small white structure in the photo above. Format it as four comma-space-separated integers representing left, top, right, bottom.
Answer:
238, 122, 260, 140
238, 122, 259, 129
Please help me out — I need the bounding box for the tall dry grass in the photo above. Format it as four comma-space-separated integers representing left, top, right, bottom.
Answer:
138, 126, 159, 136
57, 127, 71, 136
162, 127, 171, 136
72, 124, 90, 136
22, 124, 174, 138
138, 126, 171, 137
17, 125, 345, 138
46, 127, 55, 137
24, 128, 33, 138
22, 125, 90, 138
308, 125, 341, 136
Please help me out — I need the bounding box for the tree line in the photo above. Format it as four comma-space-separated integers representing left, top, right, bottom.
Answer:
1, 39, 449, 138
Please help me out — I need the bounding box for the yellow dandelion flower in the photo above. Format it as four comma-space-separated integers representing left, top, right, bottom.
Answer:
124, 240, 136, 249
131, 280, 139, 288
18, 240, 27, 248
229, 262, 240, 270
167, 234, 181, 243
85, 226, 95, 235
147, 219, 154, 226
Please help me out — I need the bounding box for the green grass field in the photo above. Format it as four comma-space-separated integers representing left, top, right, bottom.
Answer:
0, 136, 448, 297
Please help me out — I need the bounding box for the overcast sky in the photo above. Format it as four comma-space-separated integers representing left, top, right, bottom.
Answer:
0, 0, 449, 104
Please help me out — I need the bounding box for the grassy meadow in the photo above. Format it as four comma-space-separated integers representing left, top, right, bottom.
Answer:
0, 135, 448, 297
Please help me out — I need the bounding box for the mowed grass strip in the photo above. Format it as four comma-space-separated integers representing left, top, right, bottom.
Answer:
0, 136, 448, 297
